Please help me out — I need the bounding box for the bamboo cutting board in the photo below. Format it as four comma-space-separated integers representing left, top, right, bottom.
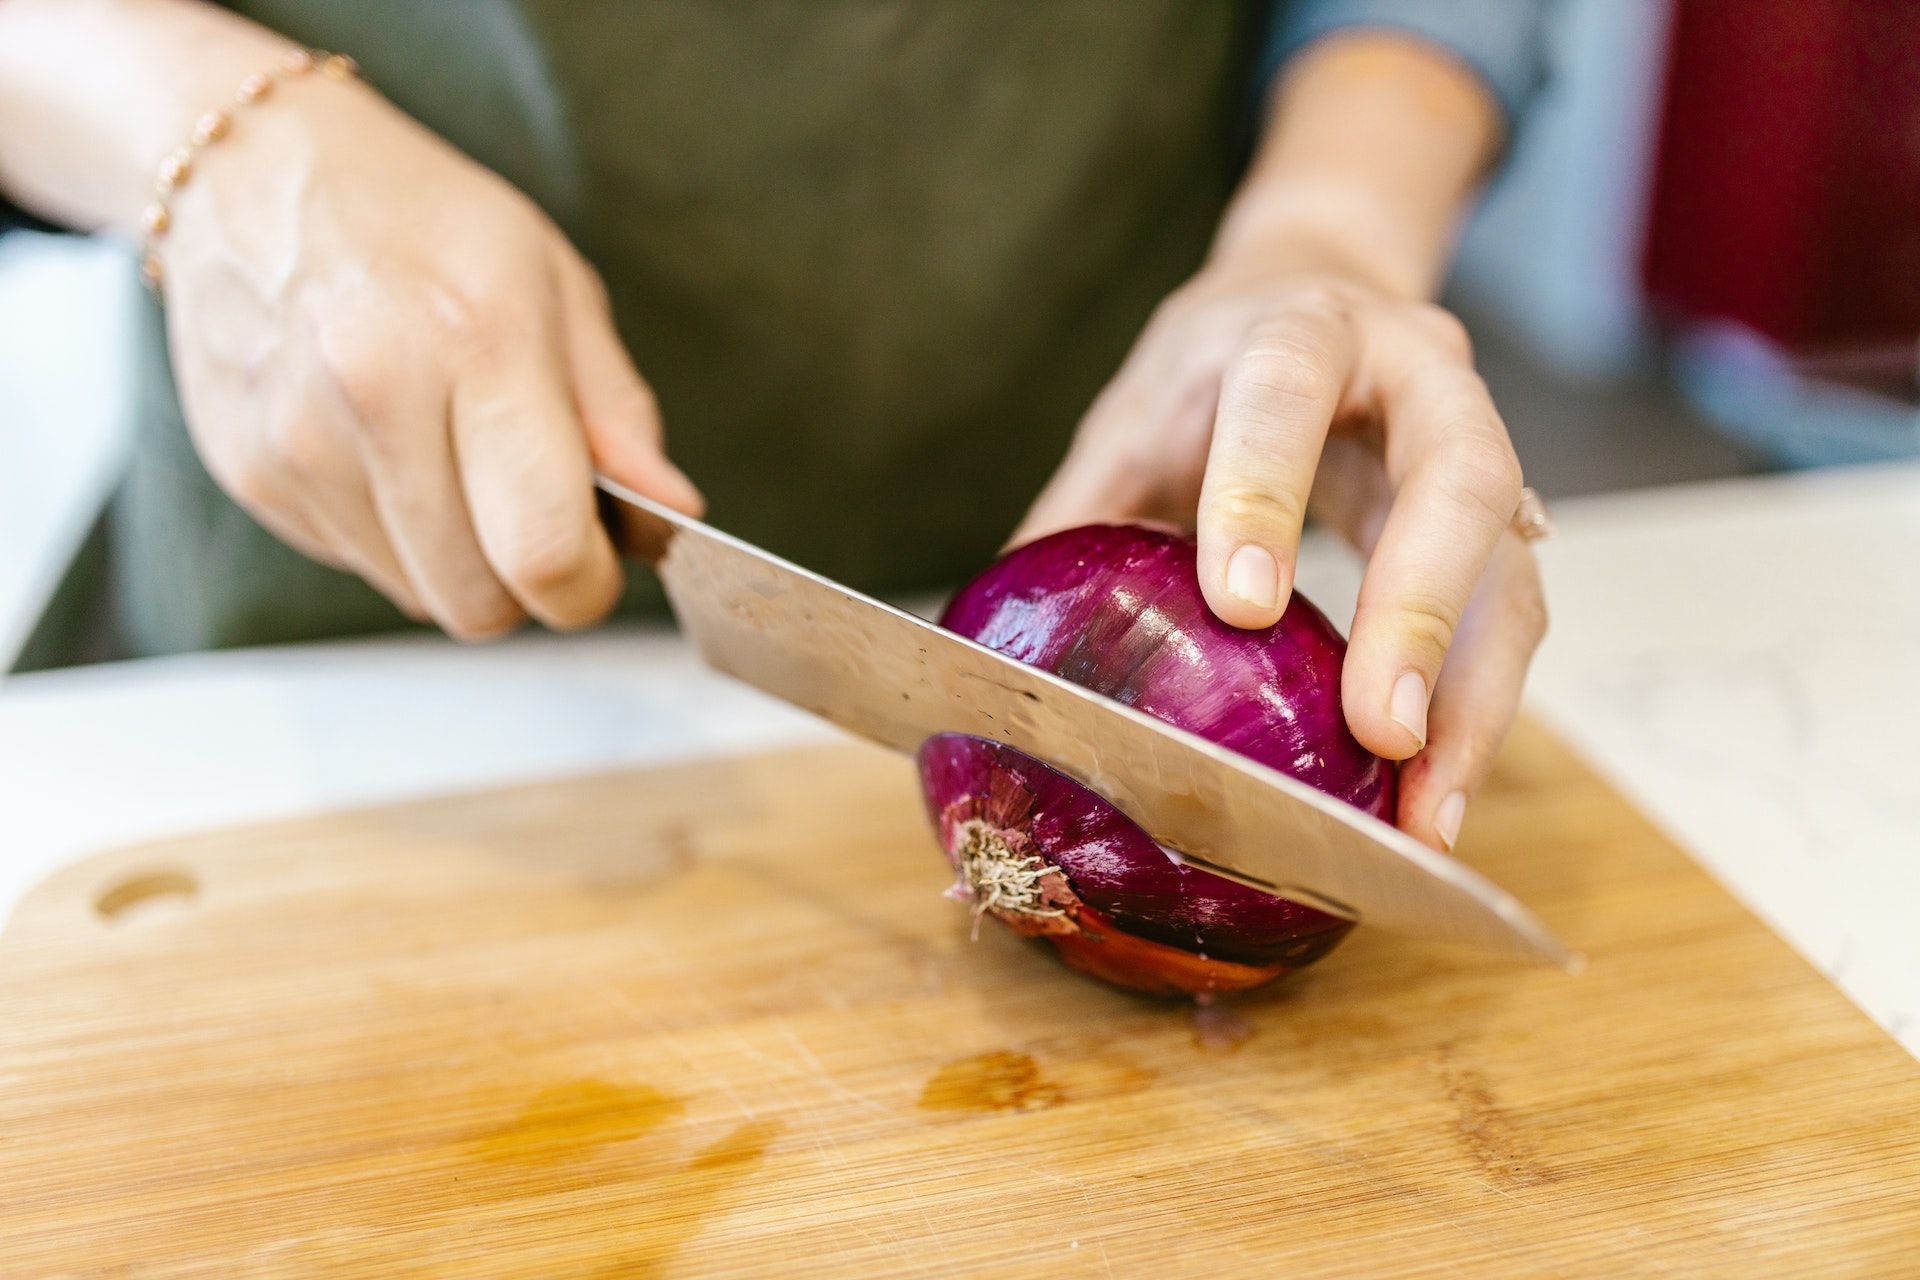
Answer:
3, 720, 1918, 1278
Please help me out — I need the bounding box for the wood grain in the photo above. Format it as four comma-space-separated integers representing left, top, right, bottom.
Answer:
3, 719, 1917, 1278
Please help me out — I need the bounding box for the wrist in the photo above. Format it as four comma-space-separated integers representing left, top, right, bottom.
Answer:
1210, 32, 1504, 302
92, 0, 310, 237
145, 49, 370, 288
0, 0, 307, 234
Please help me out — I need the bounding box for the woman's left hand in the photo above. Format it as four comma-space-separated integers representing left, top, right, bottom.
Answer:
1014, 243, 1547, 852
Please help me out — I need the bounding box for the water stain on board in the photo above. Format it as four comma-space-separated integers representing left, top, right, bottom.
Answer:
473, 1079, 686, 1164
689, 1118, 780, 1171
465, 1080, 786, 1278
592, 1119, 786, 1280
918, 1051, 1065, 1114
1429, 1046, 1556, 1188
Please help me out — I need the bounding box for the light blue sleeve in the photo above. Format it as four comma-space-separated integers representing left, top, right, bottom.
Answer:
1264, 0, 1554, 141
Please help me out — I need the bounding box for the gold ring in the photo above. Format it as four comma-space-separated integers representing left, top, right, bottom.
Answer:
1511, 486, 1553, 543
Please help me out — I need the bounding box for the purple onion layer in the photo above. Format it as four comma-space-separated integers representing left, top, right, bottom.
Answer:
921, 733, 1353, 967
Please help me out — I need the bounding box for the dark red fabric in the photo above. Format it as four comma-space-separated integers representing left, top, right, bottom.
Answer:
1642, 0, 1920, 350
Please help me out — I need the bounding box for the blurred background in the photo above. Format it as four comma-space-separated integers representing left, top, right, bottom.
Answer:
4, 0, 1916, 673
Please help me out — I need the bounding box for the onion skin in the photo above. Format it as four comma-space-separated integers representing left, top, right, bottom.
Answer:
918, 524, 1396, 997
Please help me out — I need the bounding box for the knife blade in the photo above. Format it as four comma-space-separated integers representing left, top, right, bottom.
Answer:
600, 477, 1576, 968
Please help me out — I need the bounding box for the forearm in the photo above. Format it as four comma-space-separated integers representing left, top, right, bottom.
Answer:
1211, 33, 1503, 302
0, 0, 299, 234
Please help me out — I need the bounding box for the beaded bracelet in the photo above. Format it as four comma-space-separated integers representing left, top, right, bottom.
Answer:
139, 47, 360, 290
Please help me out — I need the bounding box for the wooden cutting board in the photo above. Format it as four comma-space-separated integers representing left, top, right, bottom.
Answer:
4, 719, 1918, 1278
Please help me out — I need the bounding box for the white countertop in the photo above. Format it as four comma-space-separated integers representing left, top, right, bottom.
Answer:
2, 465, 1915, 1059
1522, 464, 1920, 1054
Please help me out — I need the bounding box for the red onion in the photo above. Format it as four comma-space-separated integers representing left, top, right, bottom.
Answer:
918, 524, 1396, 997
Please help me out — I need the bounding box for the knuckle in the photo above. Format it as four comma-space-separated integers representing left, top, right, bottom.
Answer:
1483, 438, 1527, 491
430, 284, 508, 356
1396, 592, 1460, 666
442, 591, 524, 641
430, 263, 548, 361
1409, 303, 1473, 358
1230, 343, 1336, 408
1451, 435, 1525, 519
330, 354, 402, 423
266, 414, 339, 481
496, 514, 595, 594
544, 582, 618, 631
1462, 722, 1510, 773
1207, 483, 1306, 535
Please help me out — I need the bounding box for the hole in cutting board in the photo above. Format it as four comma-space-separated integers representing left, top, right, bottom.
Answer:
94, 869, 198, 923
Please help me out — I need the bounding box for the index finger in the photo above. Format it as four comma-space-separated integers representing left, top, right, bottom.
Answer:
1195, 298, 1358, 629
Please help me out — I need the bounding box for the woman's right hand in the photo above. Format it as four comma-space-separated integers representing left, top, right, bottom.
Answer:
159, 69, 702, 637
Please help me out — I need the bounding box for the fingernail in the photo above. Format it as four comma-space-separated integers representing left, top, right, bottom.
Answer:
1434, 789, 1467, 851
1389, 671, 1428, 747
1225, 544, 1279, 611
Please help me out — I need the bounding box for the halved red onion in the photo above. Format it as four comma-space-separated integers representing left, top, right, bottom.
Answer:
918, 524, 1396, 997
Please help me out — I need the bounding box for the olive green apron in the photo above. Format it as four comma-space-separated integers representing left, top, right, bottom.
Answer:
104, 0, 1259, 656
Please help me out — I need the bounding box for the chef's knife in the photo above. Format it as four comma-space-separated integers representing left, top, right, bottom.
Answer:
600, 477, 1576, 968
